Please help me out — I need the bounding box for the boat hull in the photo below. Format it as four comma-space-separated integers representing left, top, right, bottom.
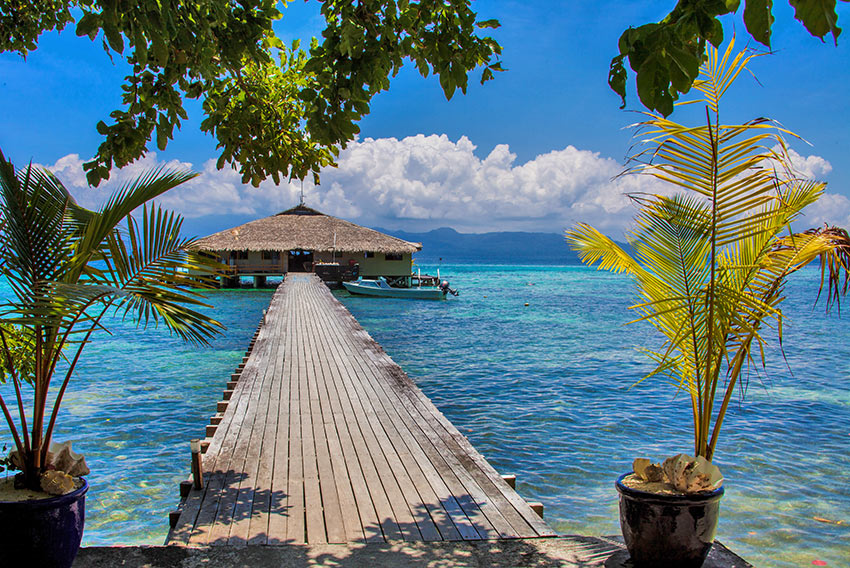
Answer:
342, 281, 447, 299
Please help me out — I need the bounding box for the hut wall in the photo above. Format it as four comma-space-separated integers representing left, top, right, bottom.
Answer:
310, 252, 411, 278
359, 253, 413, 278
208, 249, 288, 275
202, 249, 413, 280
233, 251, 282, 273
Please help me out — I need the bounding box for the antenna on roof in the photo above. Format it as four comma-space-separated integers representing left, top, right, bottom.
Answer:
299, 179, 305, 206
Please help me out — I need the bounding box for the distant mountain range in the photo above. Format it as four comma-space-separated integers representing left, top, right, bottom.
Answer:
375, 227, 583, 265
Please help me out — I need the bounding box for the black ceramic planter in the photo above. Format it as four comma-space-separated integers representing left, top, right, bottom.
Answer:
0, 477, 88, 568
616, 472, 724, 568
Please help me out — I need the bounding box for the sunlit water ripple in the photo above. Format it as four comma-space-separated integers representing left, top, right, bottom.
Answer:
1, 265, 847, 567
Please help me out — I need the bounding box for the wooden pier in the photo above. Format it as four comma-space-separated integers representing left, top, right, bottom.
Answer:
167, 273, 556, 545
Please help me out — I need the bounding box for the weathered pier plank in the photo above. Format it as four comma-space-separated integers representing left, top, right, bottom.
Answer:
166, 273, 556, 545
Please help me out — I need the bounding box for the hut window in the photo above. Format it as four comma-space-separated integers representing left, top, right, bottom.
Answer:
364, 252, 375, 258
262, 250, 278, 260
385, 253, 403, 261
230, 251, 249, 260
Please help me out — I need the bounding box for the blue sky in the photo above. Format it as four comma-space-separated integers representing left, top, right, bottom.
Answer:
1, 1, 848, 236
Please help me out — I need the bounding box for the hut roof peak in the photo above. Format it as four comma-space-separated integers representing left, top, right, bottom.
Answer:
277, 204, 323, 216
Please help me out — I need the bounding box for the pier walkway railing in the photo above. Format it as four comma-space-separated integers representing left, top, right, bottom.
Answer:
166, 273, 556, 545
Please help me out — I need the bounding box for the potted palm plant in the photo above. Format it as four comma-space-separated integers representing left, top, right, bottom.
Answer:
566, 39, 850, 568
0, 149, 223, 568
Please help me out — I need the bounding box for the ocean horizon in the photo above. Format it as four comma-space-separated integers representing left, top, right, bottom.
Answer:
1, 263, 847, 568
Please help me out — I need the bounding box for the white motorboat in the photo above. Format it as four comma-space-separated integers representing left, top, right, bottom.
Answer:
342, 276, 457, 299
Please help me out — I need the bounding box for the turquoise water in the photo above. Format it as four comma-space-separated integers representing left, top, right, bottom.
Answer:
1, 265, 849, 567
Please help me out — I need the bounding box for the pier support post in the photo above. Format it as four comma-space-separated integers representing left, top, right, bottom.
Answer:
190, 439, 204, 489
529, 502, 544, 518
253, 275, 266, 288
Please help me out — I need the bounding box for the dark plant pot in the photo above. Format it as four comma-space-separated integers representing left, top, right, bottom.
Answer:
0, 477, 88, 568
616, 472, 723, 568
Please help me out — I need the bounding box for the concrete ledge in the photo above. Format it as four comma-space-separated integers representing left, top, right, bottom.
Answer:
74, 536, 752, 567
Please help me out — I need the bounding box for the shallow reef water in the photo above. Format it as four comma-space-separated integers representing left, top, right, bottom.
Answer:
0, 265, 847, 568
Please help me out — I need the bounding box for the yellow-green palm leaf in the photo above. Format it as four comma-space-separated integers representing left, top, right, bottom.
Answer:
566, 39, 849, 461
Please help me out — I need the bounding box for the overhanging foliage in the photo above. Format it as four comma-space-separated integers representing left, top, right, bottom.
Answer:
0, 1, 502, 187
610, 0, 848, 116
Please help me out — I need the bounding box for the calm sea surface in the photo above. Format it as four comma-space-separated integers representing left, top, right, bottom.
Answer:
1, 264, 848, 567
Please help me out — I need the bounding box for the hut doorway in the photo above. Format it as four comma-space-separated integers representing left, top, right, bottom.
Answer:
287, 250, 314, 272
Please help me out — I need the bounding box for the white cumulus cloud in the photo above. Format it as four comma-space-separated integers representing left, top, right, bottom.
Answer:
40, 134, 846, 237
786, 147, 832, 179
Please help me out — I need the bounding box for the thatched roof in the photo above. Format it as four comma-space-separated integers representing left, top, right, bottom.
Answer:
193, 205, 421, 254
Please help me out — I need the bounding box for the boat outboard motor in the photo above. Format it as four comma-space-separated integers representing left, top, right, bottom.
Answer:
439, 280, 459, 296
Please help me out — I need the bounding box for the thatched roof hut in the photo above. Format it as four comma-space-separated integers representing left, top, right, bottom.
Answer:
194, 205, 421, 254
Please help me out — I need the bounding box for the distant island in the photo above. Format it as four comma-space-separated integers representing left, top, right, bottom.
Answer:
375, 227, 583, 265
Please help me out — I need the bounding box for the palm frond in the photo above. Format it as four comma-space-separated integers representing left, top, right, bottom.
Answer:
98, 203, 223, 345
565, 224, 644, 276
65, 167, 197, 283
565, 38, 850, 462
0, 154, 75, 305
0, 148, 222, 487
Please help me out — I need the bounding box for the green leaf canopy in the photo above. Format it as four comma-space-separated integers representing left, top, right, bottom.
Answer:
0, 1, 503, 187
610, 0, 848, 115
